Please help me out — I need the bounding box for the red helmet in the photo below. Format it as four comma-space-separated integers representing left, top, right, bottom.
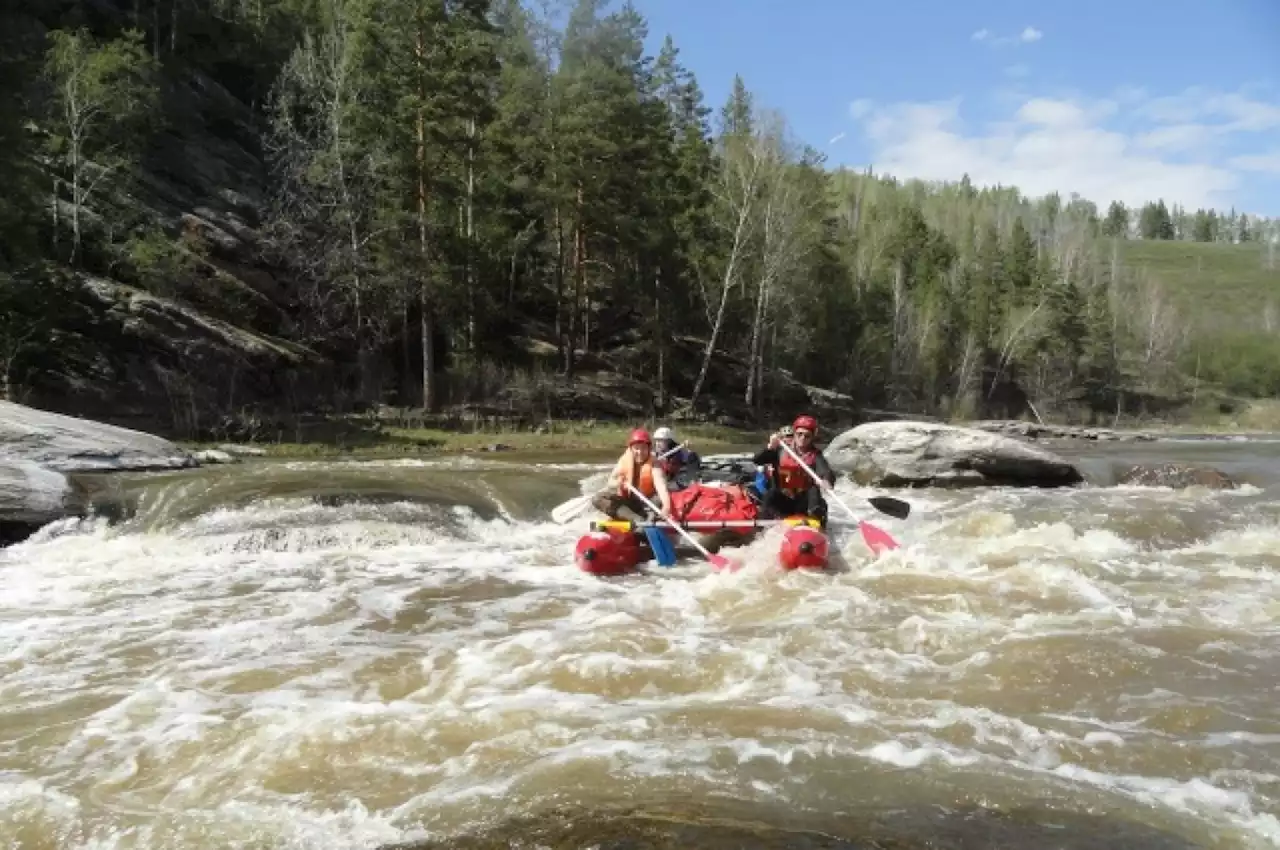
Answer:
628, 428, 652, 446
793, 415, 818, 434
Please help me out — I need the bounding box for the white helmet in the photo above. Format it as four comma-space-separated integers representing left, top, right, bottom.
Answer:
653, 426, 675, 442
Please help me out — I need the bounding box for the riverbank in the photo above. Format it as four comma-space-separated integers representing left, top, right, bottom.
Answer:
174, 400, 1280, 461
182, 419, 767, 459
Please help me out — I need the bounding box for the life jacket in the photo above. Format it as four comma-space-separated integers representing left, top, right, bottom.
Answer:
617, 450, 655, 498
658, 449, 690, 478
776, 446, 819, 496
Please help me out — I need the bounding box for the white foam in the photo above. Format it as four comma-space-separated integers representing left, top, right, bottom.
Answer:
3, 467, 1280, 849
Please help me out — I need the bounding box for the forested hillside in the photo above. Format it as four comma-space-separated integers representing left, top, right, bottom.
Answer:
1, 0, 1276, 438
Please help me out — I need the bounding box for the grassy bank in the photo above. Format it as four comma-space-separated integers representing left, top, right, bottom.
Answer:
183, 419, 767, 459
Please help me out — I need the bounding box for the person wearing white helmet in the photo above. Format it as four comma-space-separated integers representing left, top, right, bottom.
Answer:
652, 426, 700, 491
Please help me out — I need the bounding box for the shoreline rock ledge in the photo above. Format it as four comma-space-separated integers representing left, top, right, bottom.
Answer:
0, 400, 197, 544
826, 420, 1084, 488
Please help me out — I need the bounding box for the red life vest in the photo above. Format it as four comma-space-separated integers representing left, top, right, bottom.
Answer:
776, 447, 818, 495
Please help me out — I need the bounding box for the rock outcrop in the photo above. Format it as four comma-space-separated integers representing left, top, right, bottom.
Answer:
826, 420, 1084, 488
0, 400, 194, 473
1117, 463, 1237, 490
0, 401, 201, 544
970, 420, 1157, 442
0, 461, 78, 544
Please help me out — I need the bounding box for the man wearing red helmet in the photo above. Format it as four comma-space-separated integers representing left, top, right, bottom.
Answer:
591, 427, 674, 521
751, 414, 836, 528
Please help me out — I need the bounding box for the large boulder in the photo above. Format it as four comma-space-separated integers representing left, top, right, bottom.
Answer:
0, 400, 195, 473
0, 460, 78, 544
826, 420, 1084, 488
1117, 463, 1237, 490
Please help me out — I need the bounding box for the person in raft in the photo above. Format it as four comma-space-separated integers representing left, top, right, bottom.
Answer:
652, 426, 701, 491
752, 415, 836, 529
591, 428, 674, 521
751, 423, 793, 497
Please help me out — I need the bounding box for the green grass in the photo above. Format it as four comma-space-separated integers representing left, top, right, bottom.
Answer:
183, 419, 765, 459
1118, 239, 1280, 333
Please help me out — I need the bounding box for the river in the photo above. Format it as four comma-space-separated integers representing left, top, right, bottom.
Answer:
2, 437, 1279, 849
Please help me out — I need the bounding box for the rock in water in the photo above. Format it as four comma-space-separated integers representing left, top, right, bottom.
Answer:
1117, 463, 1237, 490
826, 420, 1084, 488
0, 400, 195, 473
0, 460, 77, 544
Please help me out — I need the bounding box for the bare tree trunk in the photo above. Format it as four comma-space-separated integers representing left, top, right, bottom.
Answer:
654, 267, 666, 412
465, 116, 476, 355
554, 202, 565, 373
70, 125, 81, 265
890, 259, 906, 403
415, 26, 434, 411
690, 283, 732, 413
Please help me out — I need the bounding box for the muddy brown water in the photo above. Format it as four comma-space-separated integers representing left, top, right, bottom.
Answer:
2, 438, 1279, 849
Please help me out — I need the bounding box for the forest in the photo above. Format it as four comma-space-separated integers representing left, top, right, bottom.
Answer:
1, 0, 1277, 438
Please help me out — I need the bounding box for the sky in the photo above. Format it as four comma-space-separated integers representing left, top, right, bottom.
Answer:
631, 0, 1280, 218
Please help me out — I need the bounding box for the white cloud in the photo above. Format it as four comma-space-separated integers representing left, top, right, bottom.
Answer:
849, 99, 874, 119
846, 87, 1280, 212
828, 131, 846, 145
1232, 151, 1280, 174
973, 26, 1043, 47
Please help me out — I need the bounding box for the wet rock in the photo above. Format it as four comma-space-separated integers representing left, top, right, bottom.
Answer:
483, 443, 513, 452
0, 400, 195, 473
379, 801, 1205, 850
217, 443, 266, 457
1117, 463, 1237, 490
970, 419, 1157, 442
193, 449, 237, 464
0, 460, 78, 544
826, 420, 1084, 488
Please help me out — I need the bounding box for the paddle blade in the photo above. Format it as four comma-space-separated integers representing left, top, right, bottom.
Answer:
867, 495, 911, 520
551, 495, 591, 524
644, 526, 677, 567
859, 521, 900, 555
709, 553, 733, 571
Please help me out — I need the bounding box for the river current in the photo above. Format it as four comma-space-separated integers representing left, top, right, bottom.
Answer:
2, 437, 1279, 849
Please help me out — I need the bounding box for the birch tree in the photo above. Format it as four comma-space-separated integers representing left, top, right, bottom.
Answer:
43, 28, 157, 265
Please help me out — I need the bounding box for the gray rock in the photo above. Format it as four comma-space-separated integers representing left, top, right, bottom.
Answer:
193, 449, 237, 464
0, 460, 75, 527
0, 460, 91, 545
0, 400, 195, 473
217, 443, 266, 457
826, 420, 1084, 488
1117, 463, 1237, 490
969, 419, 1157, 442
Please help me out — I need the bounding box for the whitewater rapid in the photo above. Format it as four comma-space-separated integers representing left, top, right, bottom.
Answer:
1, 452, 1278, 849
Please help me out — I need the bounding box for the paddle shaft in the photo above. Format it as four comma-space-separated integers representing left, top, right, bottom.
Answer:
777, 439, 859, 521
599, 519, 816, 530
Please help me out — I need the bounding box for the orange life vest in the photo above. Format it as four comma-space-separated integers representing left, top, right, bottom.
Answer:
777, 446, 818, 495
617, 450, 656, 498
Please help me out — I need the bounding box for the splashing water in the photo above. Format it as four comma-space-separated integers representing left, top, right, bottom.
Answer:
1, 447, 1279, 849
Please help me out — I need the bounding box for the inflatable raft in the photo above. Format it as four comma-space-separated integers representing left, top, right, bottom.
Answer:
572, 481, 830, 574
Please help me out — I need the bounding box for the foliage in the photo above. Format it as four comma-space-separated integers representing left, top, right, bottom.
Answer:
0, 0, 1277, 427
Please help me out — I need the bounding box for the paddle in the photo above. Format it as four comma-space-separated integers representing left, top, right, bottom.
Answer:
549, 442, 687, 524
625, 482, 731, 570
867, 495, 911, 521
777, 439, 900, 555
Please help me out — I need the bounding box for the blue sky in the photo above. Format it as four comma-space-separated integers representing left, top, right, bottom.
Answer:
632, 0, 1280, 217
